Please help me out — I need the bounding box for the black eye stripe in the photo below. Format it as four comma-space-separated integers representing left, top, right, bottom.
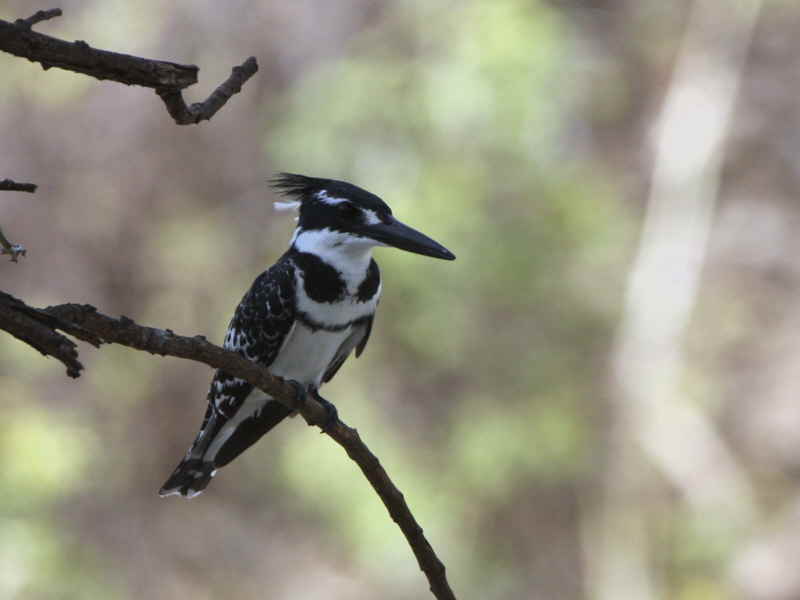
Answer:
337, 202, 360, 218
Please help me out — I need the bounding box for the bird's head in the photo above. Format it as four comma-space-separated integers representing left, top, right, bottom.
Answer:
271, 173, 455, 261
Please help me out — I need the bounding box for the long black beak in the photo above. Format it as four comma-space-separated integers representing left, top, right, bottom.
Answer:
367, 216, 456, 260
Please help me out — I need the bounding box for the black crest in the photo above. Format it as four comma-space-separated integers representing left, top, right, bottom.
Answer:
270, 172, 392, 215
270, 173, 331, 198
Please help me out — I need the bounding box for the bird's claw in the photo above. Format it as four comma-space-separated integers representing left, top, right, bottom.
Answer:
310, 387, 339, 433
286, 381, 338, 432
287, 379, 307, 411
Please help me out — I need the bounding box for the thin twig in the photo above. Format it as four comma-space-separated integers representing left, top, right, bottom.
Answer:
29, 302, 456, 599
156, 56, 259, 124
0, 227, 26, 262
329, 424, 456, 600
0, 179, 35, 261
0, 178, 37, 192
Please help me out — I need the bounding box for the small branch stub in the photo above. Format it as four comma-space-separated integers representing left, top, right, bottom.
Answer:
14, 8, 62, 30
0, 178, 37, 193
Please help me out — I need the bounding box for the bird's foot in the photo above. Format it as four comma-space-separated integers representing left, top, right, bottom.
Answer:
286, 381, 339, 432
309, 386, 339, 433
287, 379, 307, 412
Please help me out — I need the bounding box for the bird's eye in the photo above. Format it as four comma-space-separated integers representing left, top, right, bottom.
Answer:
337, 203, 360, 220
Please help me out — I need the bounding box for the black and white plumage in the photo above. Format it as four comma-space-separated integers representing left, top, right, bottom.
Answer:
159, 173, 455, 498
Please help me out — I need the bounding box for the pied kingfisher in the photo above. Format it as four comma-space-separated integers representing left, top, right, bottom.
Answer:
159, 173, 455, 497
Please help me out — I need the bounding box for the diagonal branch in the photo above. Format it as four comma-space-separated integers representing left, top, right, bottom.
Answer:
3, 300, 456, 600
333, 424, 455, 600
0, 9, 258, 125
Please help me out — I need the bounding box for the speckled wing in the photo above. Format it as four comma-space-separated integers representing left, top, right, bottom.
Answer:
212, 258, 296, 407
159, 258, 298, 497
198, 257, 297, 451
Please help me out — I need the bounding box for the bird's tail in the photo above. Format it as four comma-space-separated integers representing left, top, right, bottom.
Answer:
158, 399, 292, 498
158, 458, 216, 499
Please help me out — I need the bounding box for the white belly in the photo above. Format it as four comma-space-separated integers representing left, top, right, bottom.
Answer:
269, 322, 352, 387
203, 322, 351, 461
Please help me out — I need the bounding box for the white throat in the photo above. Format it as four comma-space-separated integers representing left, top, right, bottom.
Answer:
292, 227, 381, 294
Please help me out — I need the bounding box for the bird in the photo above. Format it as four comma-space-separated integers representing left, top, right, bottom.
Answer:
159, 173, 455, 498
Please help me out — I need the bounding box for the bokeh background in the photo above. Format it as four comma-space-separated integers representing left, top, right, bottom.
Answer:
1, 0, 798, 598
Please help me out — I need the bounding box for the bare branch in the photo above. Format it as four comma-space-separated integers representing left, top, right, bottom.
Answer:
155, 56, 259, 124
0, 178, 37, 192
331, 424, 456, 600
0, 9, 258, 124
0, 16, 198, 88
17, 301, 457, 599
43, 302, 321, 414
